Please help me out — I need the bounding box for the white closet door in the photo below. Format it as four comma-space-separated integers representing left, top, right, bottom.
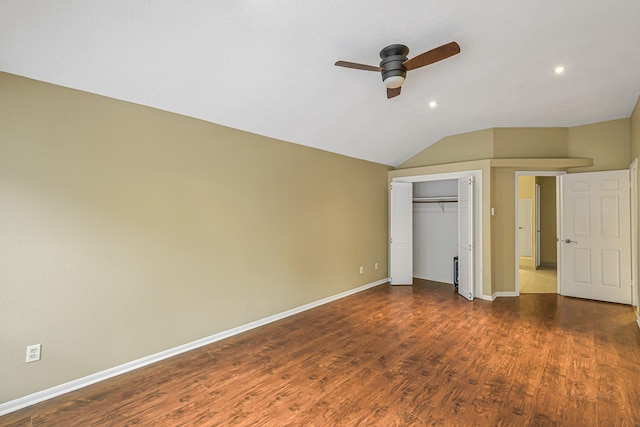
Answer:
458, 177, 474, 300
390, 182, 413, 285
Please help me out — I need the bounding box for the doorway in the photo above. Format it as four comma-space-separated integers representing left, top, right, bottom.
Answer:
413, 180, 459, 285
515, 172, 564, 295
390, 170, 483, 299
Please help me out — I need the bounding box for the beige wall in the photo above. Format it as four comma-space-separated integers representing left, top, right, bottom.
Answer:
494, 128, 568, 158
402, 121, 628, 170
397, 129, 493, 169
491, 168, 516, 292
518, 175, 535, 199
399, 127, 569, 170
538, 176, 557, 265
0, 73, 390, 403
567, 118, 631, 172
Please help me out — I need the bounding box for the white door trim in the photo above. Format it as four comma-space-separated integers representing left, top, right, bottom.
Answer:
536, 184, 541, 268
557, 177, 564, 296
515, 171, 566, 295
630, 158, 638, 308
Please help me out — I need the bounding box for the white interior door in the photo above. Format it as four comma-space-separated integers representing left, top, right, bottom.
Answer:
560, 170, 631, 304
518, 199, 533, 257
458, 177, 474, 300
390, 182, 413, 285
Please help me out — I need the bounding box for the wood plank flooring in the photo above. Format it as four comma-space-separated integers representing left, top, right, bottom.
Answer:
3, 279, 640, 426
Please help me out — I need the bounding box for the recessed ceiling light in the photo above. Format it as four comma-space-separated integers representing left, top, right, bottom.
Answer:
554, 66, 566, 74
429, 101, 437, 108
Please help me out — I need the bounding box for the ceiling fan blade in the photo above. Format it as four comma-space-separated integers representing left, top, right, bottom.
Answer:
335, 60, 383, 72
387, 87, 401, 99
403, 41, 460, 71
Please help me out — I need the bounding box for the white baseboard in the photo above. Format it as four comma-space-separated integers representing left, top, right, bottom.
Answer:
477, 293, 496, 301
637, 316, 640, 330
493, 291, 519, 298
0, 278, 389, 416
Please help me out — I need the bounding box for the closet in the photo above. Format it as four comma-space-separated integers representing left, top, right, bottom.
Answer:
412, 180, 458, 284
390, 173, 475, 299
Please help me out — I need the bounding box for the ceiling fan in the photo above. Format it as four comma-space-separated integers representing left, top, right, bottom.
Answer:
335, 41, 460, 99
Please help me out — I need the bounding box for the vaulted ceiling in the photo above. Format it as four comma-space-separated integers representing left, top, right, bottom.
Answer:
2, 1, 640, 166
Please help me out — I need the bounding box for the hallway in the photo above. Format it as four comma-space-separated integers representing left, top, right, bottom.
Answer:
519, 265, 557, 294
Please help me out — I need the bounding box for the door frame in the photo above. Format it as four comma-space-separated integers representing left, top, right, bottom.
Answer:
390, 169, 483, 299
536, 183, 541, 268
514, 171, 565, 295
630, 158, 638, 308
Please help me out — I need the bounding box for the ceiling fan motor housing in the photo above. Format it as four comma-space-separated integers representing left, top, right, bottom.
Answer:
380, 44, 409, 88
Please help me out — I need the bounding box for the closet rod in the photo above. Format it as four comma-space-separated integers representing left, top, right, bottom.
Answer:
412, 196, 458, 203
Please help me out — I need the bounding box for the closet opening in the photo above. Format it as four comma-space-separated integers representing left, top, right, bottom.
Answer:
413, 180, 459, 286
390, 170, 482, 300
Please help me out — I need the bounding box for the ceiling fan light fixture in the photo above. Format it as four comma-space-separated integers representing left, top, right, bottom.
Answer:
334, 41, 460, 99
383, 75, 405, 89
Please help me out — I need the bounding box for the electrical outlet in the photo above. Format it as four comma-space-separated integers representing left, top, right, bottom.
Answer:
375, 262, 379, 270
359, 266, 364, 274
26, 344, 41, 363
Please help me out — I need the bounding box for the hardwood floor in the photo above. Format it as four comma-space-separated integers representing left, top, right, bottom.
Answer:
3, 280, 640, 426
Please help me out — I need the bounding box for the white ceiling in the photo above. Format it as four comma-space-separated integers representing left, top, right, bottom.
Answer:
2, 1, 640, 166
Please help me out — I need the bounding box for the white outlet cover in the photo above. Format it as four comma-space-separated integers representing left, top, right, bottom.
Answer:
26, 344, 41, 363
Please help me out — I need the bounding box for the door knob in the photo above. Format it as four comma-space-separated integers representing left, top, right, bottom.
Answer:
564, 239, 577, 244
